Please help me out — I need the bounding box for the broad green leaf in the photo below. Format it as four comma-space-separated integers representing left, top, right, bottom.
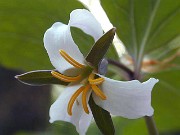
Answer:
86, 27, 116, 68
98, 1, 180, 133
16, 70, 68, 86
89, 96, 115, 135
0, 0, 82, 71
151, 70, 180, 133
101, 0, 180, 68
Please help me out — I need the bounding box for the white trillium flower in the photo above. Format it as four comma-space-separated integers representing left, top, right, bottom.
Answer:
44, 9, 158, 135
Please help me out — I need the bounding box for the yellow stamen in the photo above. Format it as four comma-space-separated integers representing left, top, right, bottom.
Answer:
67, 86, 85, 115
50, 50, 107, 115
88, 73, 104, 85
51, 71, 81, 82
82, 84, 90, 114
60, 50, 85, 68
89, 77, 104, 85
89, 73, 95, 79
91, 84, 107, 100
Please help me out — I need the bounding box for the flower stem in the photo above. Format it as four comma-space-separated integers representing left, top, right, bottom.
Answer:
107, 59, 134, 80
134, 64, 159, 135
145, 116, 159, 135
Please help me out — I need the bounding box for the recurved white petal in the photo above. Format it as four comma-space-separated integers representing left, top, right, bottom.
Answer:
69, 9, 103, 41
49, 84, 92, 135
93, 77, 159, 119
44, 22, 86, 76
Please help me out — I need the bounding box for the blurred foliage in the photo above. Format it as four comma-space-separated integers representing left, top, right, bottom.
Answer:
100, 0, 180, 134
0, 0, 83, 71
0, 0, 180, 135
0, 0, 118, 71
101, 0, 180, 64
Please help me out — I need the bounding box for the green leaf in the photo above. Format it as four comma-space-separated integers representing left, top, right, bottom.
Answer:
15, 70, 68, 86
89, 96, 115, 135
151, 70, 180, 133
101, 0, 180, 68
0, 0, 84, 71
86, 28, 116, 69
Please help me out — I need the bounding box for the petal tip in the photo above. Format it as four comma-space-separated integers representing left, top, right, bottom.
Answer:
52, 22, 62, 28
71, 8, 89, 14
111, 27, 116, 33
69, 8, 103, 41
149, 78, 159, 83
148, 107, 154, 116
14, 75, 19, 79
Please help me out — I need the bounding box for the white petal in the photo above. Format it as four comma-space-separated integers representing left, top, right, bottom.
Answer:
69, 9, 103, 41
93, 77, 159, 119
49, 84, 93, 135
44, 22, 86, 75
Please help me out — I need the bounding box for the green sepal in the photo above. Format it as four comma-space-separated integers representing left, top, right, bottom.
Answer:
86, 28, 116, 135
89, 95, 115, 135
86, 28, 116, 69
15, 70, 69, 86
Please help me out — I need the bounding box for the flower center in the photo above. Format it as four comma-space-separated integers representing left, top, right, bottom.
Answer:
51, 50, 107, 116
